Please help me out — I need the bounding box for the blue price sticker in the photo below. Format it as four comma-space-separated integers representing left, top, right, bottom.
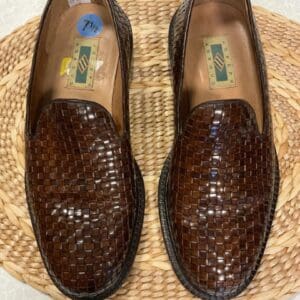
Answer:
77, 14, 103, 38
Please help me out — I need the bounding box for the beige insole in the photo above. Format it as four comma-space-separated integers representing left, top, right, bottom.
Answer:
35, 3, 123, 130
183, 0, 263, 132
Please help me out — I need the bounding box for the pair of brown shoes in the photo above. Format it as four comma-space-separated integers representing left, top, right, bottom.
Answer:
25, 0, 279, 299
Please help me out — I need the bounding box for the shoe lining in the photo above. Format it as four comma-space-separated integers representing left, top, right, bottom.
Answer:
29, 0, 124, 133
183, 0, 263, 132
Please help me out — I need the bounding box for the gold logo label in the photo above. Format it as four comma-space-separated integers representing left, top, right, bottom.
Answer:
78, 54, 90, 74
68, 38, 99, 89
214, 52, 225, 72
204, 36, 236, 89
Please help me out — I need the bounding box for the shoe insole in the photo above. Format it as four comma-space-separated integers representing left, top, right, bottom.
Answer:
31, 2, 124, 131
184, 0, 263, 132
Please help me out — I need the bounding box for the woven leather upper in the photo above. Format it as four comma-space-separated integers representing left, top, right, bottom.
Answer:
27, 101, 137, 294
167, 101, 276, 295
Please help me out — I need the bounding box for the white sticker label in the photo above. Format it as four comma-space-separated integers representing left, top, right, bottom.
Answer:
95, 60, 104, 72
68, 0, 91, 7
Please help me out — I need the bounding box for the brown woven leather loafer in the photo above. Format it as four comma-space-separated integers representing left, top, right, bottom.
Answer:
159, 0, 279, 299
25, 1, 144, 299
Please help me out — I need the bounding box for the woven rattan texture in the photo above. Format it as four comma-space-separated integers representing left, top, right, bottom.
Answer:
0, 1, 299, 299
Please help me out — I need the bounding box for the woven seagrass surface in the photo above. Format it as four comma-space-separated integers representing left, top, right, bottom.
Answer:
0, 2, 299, 299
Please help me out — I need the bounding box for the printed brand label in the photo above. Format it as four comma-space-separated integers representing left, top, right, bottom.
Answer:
77, 14, 103, 38
68, 0, 91, 7
68, 38, 99, 89
204, 36, 236, 89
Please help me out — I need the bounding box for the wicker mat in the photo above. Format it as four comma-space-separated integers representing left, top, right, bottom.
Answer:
0, 1, 299, 299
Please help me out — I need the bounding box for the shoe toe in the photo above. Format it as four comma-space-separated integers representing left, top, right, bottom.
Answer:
26, 101, 142, 298
164, 102, 278, 299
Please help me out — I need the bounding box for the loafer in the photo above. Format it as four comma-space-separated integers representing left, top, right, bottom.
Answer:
159, 0, 279, 299
25, 0, 144, 299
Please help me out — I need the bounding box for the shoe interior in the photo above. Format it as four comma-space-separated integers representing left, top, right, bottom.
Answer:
183, 0, 263, 132
28, 0, 124, 133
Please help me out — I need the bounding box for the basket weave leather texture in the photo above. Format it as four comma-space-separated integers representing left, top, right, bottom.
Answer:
168, 0, 194, 132
26, 101, 136, 295
165, 101, 278, 298
25, 0, 144, 298
161, 0, 280, 298
0, 0, 299, 299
